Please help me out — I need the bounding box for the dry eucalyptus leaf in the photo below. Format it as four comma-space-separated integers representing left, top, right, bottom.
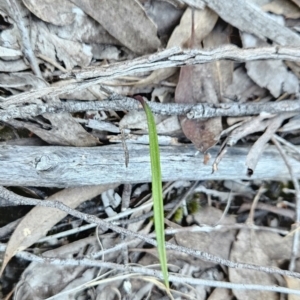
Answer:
225, 67, 267, 103
175, 22, 231, 152
9, 112, 100, 146
256, 230, 293, 261
0, 46, 22, 59
48, 10, 119, 46
24, 0, 119, 45
31, 21, 92, 70
229, 229, 279, 300
0, 59, 28, 72
284, 276, 300, 300
70, 0, 160, 54
262, 0, 300, 19
1, 184, 117, 275
175, 207, 236, 268
202, 23, 233, 101
1, 1, 92, 71
144, 0, 184, 40
119, 110, 166, 130
0, 72, 47, 92
207, 288, 232, 300
134, 6, 218, 86
242, 33, 299, 98
155, 115, 181, 135
14, 237, 99, 300
168, 7, 218, 49
22, 0, 77, 26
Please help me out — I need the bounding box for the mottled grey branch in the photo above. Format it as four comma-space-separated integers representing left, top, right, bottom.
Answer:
1, 187, 300, 281
2, 46, 300, 108
0, 144, 299, 187
0, 243, 299, 296
1, 98, 300, 122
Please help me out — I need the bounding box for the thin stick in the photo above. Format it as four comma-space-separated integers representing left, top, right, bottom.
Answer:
1, 244, 300, 296
247, 185, 265, 225
1, 186, 300, 279
271, 136, 300, 271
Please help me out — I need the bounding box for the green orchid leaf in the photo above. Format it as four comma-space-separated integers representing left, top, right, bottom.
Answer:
136, 96, 169, 289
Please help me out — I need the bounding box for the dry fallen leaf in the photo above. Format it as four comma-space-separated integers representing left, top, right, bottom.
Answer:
134, 6, 218, 86
9, 112, 100, 146
207, 288, 232, 300
175, 22, 232, 152
0, 72, 47, 92
229, 229, 279, 300
14, 237, 100, 300
285, 276, 300, 300
23, 0, 77, 26
175, 207, 236, 269
0, 184, 117, 274
225, 66, 267, 103
242, 32, 299, 98
262, 0, 300, 19
119, 110, 166, 131
70, 0, 160, 54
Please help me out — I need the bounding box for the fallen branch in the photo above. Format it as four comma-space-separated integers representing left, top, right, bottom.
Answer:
0, 144, 299, 187
1, 97, 300, 121
2, 45, 300, 107
1, 187, 300, 280
0, 243, 299, 296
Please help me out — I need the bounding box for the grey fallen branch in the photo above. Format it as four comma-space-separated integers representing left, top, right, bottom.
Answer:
1, 98, 300, 122
1, 186, 300, 281
2, 45, 300, 107
66, 45, 300, 81
0, 244, 299, 297
0, 144, 300, 187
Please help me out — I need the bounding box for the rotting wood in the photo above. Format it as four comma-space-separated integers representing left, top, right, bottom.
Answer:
0, 144, 299, 187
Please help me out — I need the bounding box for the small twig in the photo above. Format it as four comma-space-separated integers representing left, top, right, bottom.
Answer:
246, 113, 296, 175
1, 243, 300, 296
271, 136, 300, 272
247, 185, 265, 225
120, 128, 129, 168
36, 53, 68, 73
121, 184, 132, 212
6, 0, 42, 78
1, 185, 300, 279
214, 189, 233, 226
273, 134, 300, 157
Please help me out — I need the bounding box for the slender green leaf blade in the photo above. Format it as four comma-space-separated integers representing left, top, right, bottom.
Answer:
137, 97, 169, 289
